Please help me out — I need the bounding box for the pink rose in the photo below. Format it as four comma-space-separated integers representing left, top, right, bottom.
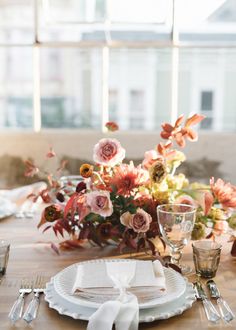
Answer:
86, 190, 113, 217
93, 138, 125, 166
120, 208, 152, 233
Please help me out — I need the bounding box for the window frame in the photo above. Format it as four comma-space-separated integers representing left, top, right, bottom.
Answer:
1, 0, 236, 132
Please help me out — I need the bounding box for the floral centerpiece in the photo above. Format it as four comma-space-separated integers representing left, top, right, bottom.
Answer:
26, 114, 236, 256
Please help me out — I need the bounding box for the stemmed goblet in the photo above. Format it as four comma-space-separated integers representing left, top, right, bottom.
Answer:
157, 203, 196, 275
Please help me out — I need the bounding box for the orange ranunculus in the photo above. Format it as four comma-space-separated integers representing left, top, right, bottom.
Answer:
80, 164, 94, 178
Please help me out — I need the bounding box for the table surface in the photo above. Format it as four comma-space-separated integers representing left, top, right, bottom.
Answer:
0, 211, 236, 330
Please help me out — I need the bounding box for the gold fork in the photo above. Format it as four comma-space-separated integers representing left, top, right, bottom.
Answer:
23, 275, 46, 323
8, 278, 32, 323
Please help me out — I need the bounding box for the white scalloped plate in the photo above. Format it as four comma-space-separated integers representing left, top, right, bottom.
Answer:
45, 279, 196, 323
53, 259, 186, 310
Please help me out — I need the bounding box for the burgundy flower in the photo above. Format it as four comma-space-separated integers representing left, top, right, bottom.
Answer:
76, 181, 86, 193
56, 192, 65, 203
97, 222, 113, 240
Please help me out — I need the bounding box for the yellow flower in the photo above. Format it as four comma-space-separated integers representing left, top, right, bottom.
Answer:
190, 182, 209, 190
149, 161, 166, 184
166, 150, 186, 169
152, 186, 170, 204
209, 207, 228, 221
79, 163, 94, 178
166, 173, 189, 190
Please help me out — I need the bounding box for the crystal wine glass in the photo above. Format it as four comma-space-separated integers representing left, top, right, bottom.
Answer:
157, 203, 196, 274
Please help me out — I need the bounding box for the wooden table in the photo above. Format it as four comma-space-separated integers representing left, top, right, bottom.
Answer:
0, 212, 236, 330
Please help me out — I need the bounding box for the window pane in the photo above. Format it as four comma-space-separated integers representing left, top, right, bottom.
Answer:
40, 48, 102, 129
41, 0, 105, 23
110, 0, 172, 24
0, 0, 34, 44
0, 47, 33, 128
38, 0, 172, 42
38, 0, 106, 42
177, 0, 236, 45
109, 49, 172, 130
201, 91, 213, 111
178, 48, 236, 131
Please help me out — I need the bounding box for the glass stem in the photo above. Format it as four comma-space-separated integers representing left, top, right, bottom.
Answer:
170, 248, 182, 265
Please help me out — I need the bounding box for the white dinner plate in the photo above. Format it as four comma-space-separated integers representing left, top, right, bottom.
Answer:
53, 259, 186, 310
45, 279, 196, 323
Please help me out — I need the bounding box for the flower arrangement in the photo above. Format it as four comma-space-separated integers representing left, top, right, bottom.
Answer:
26, 115, 236, 256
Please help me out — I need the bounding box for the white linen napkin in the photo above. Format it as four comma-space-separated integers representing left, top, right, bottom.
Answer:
72, 259, 166, 295
87, 260, 139, 330
0, 182, 47, 203
72, 260, 166, 330
87, 293, 139, 330
0, 182, 47, 217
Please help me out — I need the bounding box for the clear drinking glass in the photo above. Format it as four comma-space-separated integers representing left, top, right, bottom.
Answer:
157, 203, 196, 274
192, 240, 222, 278
0, 240, 10, 276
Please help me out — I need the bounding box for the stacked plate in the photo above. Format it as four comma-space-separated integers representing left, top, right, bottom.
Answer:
45, 259, 196, 323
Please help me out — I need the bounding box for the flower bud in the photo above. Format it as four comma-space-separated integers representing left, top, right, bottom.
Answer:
56, 192, 65, 203
44, 204, 63, 222
191, 222, 205, 240
76, 181, 86, 193
228, 215, 236, 230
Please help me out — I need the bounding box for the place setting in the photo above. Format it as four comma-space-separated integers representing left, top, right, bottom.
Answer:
40, 204, 233, 329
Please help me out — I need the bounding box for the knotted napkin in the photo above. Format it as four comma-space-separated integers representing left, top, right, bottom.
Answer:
87, 261, 139, 330
72, 259, 166, 330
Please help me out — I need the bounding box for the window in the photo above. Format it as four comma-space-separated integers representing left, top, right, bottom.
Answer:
200, 91, 214, 129
1, 0, 236, 132
129, 90, 145, 129
109, 89, 118, 122
201, 91, 213, 111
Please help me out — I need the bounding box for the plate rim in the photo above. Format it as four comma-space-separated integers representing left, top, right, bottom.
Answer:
45, 279, 196, 323
53, 259, 186, 309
